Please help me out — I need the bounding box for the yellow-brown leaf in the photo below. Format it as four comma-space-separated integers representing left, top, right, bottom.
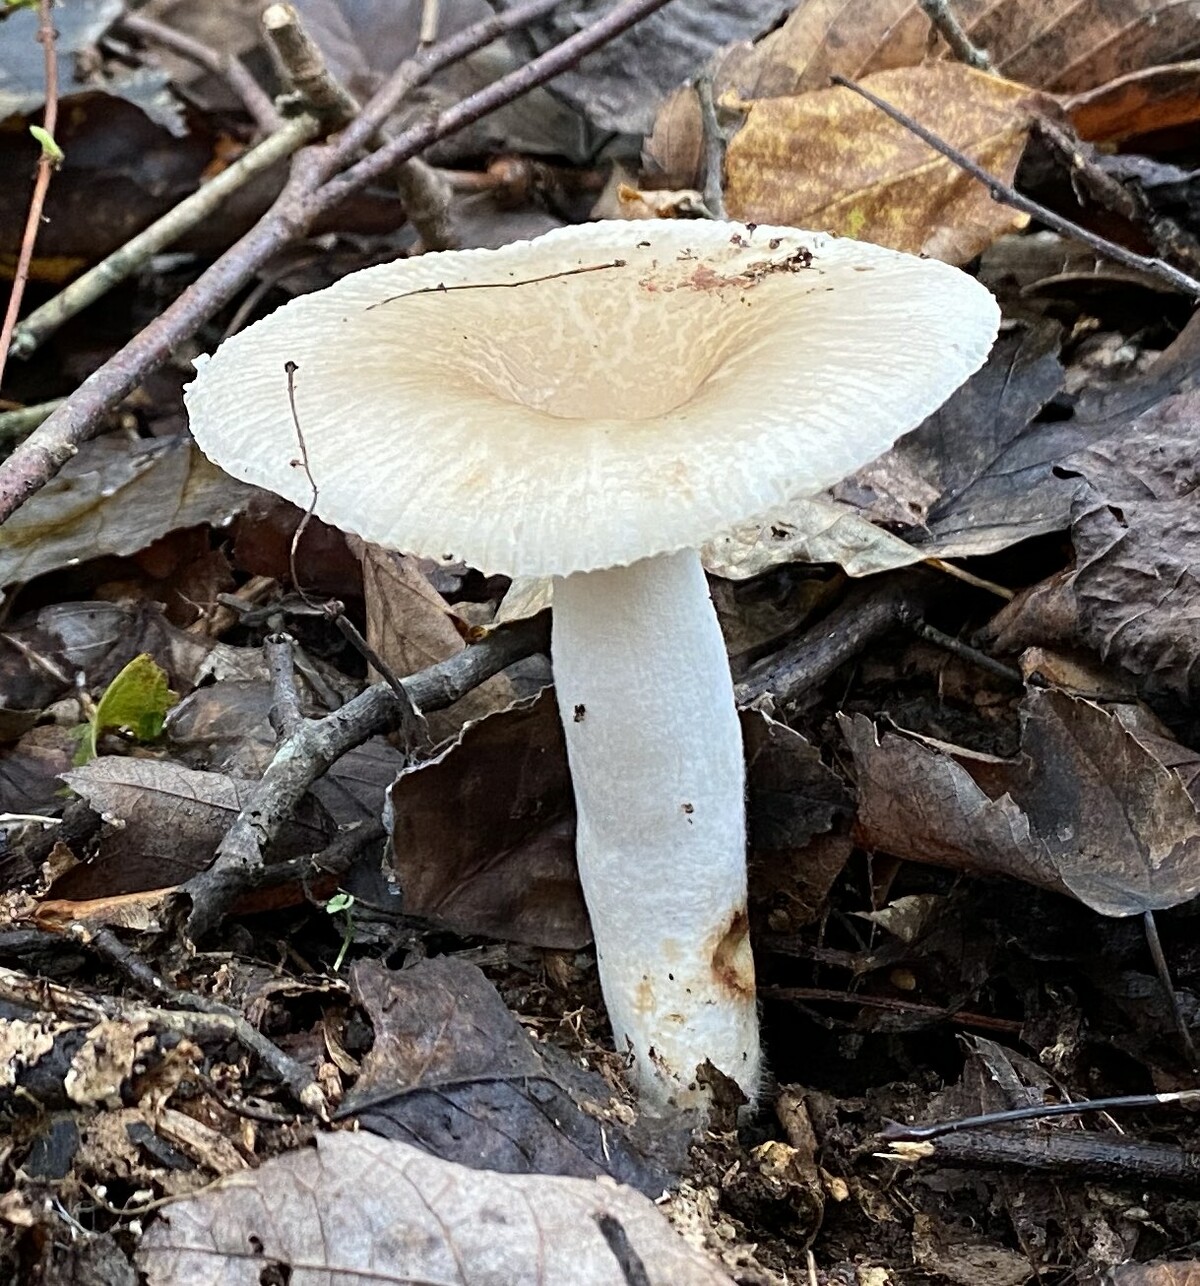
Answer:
724, 64, 1039, 263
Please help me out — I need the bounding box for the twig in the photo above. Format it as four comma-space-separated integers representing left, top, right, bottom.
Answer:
881, 1126, 1200, 1187
830, 75, 1200, 298
881, 1088, 1200, 1143
0, 0, 59, 395
34, 938, 327, 1115
419, 0, 441, 46
263, 3, 358, 125
735, 573, 936, 707
0, 0, 656, 525
917, 0, 991, 71
266, 633, 306, 737
695, 73, 727, 220
0, 397, 64, 447
1143, 909, 1200, 1070
120, 11, 281, 133
323, 0, 675, 202
907, 621, 1024, 686
181, 612, 550, 941
9, 116, 319, 361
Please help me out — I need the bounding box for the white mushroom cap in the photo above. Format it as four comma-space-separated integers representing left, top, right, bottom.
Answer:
186, 221, 999, 577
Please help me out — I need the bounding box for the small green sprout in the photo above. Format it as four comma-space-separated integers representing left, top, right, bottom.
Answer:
325, 892, 356, 972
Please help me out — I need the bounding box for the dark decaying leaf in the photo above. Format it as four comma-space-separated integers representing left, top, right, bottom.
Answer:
0, 725, 77, 817
57, 759, 328, 898
389, 693, 853, 950
0, 437, 254, 590
986, 384, 1200, 704
389, 691, 584, 949
138, 1128, 732, 1286
835, 323, 1066, 539
291, 0, 589, 161
0, 0, 183, 133
844, 687, 1200, 917
342, 958, 675, 1194
511, 0, 790, 136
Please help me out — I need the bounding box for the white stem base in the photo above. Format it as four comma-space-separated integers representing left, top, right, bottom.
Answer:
552, 548, 760, 1108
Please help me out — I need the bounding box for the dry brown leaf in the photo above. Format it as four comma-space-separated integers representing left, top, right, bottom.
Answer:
1068, 59, 1200, 143
138, 1131, 734, 1286
1111, 1264, 1200, 1286
358, 541, 515, 740
723, 0, 1200, 101
724, 64, 1038, 262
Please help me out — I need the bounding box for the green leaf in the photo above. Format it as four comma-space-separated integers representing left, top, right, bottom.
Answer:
75, 653, 174, 765
29, 125, 64, 164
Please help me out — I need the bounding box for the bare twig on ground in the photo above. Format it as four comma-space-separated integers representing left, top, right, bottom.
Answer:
883, 1126, 1200, 1186
264, 2, 458, 250
120, 11, 282, 132
181, 611, 549, 941
918, 0, 991, 71
266, 633, 306, 737
0, 0, 60, 394
830, 75, 1200, 298
6, 949, 327, 1114
0, 0, 671, 525
695, 73, 727, 220
263, 3, 358, 125
9, 116, 319, 360
0, 397, 64, 447
735, 574, 936, 708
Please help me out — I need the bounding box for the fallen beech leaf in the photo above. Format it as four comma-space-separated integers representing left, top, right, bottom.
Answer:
390, 694, 851, 950
138, 1131, 733, 1285
724, 64, 1039, 262
841, 713, 1062, 895
388, 692, 585, 949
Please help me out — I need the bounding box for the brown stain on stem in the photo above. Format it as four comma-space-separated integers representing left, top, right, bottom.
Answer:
710, 906, 755, 1001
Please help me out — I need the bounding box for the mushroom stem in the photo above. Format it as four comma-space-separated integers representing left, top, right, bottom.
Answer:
551, 548, 759, 1108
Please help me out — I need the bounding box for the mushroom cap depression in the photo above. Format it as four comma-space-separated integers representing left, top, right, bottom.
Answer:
186, 221, 999, 577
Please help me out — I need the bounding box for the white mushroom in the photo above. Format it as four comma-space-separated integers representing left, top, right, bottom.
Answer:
186, 221, 999, 1109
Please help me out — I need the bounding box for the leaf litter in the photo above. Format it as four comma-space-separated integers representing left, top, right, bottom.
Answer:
3, 0, 1200, 1282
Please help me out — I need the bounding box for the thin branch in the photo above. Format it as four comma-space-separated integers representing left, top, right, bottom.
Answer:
830, 74, 1200, 298
120, 11, 281, 133
695, 73, 727, 219
266, 633, 306, 737
263, 2, 358, 126
9, 115, 318, 360
0, 0, 59, 395
918, 0, 991, 71
181, 612, 549, 941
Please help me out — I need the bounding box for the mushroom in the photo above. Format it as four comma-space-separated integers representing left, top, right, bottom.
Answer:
186, 221, 999, 1109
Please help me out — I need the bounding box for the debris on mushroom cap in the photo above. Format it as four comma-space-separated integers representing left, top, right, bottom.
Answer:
185, 221, 999, 578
